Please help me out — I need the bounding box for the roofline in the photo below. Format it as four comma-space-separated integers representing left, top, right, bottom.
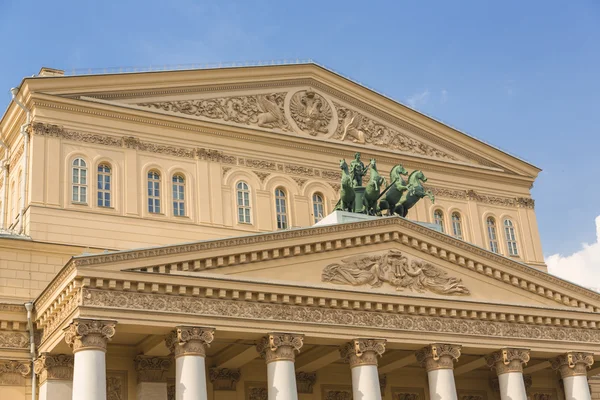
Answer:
2, 60, 540, 171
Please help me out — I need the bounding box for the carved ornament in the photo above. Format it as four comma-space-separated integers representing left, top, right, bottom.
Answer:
138, 93, 290, 131
249, 387, 269, 400
106, 370, 128, 400
63, 319, 116, 353
34, 353, 73, 383
324, 389, 352, 400
252, 170, 271, 183
208, 368, 241, 390
0, 331, 29, 349
290, 90, 333, 135
256, 332, 304, 363
340, 339, 386, 367
551, 352, 594, 378
133, 356, 172, 383
334, 103, 455, 160
0, 360, 31, 386
485, 348, 530, 375
296, 371, 317, 394
322, 250, 470, 295
415, 343, 461, 371
165, 326, 214, 358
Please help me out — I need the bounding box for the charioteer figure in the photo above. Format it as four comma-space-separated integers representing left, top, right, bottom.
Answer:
349, 152, 366, 187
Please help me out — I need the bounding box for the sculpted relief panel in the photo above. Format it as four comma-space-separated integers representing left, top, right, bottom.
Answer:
322, 250, 470, 295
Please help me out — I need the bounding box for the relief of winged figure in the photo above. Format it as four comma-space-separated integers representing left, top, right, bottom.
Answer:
256, 94, 289, 130
289, 90, 332, 135
340, 109, 366, 144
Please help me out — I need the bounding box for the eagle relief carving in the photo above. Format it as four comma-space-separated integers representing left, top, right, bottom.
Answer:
289, 90, 333, 135
322, 250, 469, 295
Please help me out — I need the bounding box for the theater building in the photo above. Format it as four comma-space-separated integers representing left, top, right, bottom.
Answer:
0, 63, 597, 400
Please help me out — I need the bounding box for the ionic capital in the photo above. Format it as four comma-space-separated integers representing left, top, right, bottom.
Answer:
256, 332, 304, 363
33, 353, 73, 384
134, 355, 172, 383
485, 348, 530, 375
63, 319, 116, 353
340, 338, 386, 368
551, 352, 594, 378
416, 343, 461, 372
165, 326, 214, 358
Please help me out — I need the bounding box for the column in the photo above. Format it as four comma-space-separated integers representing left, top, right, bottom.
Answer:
551, 352, 594, 400
166, 326, 214, 400
34, 353, 74, 400
64, 319, 117, 400
256, 332, 304, 400
134, 356, 172, 400
415, 343, 461, 400
340, 339, 386, 400
485, 348, 530, 400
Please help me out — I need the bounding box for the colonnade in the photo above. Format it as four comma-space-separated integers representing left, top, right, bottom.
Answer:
31, 319, 595, 400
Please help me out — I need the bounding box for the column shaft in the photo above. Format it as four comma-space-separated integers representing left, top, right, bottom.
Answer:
497, 372, 527, 400
341, 339, 386, 400
257, 332, 304, 400
551, 352, 594, 400
416, 343, 461, 400
351, 364, 381, 400
427, 369, 457, 400
486, 348, 530, 400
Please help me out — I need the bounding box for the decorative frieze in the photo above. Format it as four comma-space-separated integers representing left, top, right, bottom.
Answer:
415, 343, 461, 372
296, 371, 317, 394
34, 353, 73, 384
426, 186, 535, 209
340, 339, 386, 367
63, 319, 117, 352
322, 250, 470, 295
0, 331, 29, 349
551, 352, 594, 378
0, 360, 30, 386
485, 348, 530, 375
165, 326, 214, 358
134, 355, 172, 383
209, 368, 241, 391
256, 332, 304, 363
239, 157, 278, 171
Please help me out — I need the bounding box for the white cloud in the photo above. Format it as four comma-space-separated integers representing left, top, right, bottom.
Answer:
406, 89, 430, 109
546, 215, 600, 291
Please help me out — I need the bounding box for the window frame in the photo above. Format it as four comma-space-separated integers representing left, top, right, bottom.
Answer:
172, 173, 186, 217
97, 163, 112, 208
71, 158, 88, 204
504, 218, 519, 256
312, 192, 325, 224
433, 209, 445, 233
236, 181, 252, 224
487, 216, 500, 254
275, 187, 289, 230
451, 212, 463, 240
147, 170, 162, 214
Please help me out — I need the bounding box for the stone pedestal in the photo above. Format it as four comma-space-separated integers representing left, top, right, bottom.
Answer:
34, 354, 74, 400
134, 355, 172, 400
552, 352, 594, 400
416, 344, 461, 400
340, 339, 386, 400
166, 326, 214, 400
486, 348, 530, 400
257, 333, 304, 400
64, 319, 116, 400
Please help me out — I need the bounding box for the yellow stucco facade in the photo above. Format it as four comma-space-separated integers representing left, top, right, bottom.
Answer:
0, 64, 597, 400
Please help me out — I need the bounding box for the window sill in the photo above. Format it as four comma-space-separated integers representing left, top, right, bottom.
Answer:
71, 202, 88, 206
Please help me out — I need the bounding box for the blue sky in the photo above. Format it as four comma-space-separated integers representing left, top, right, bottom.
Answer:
1, 1, 598, 261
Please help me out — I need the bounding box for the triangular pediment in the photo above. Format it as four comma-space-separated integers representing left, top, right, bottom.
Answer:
70, 217, 600, 311
29, 64, 539, 176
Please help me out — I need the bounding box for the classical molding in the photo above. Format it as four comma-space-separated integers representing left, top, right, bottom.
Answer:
485, 348, 530, 375
256, 332, 304, 363
551, 352, 594, 378
340, 339, 386, 368
165, 326, 214, 358
34, 353, 73, 384
322, 250, 470, 295
209, 368, 241, 391
296, 371, 317, 394
0, 360, 31, 386
81, 287, 600, 345
415, 343, 461, 372
41, 287, 81, 343
334, 103, 455, 161
0, 331, 29, 349
69, 216, 597, 310
63, 319, 116, 353
426, 186, 534, 209
133, 355, 172, 383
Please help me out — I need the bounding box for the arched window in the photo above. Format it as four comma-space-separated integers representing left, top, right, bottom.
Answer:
97, 164, 112, 207
451, 212, 463, 240
433, 210, 445, 233
172, 174, 185, 216
236, 181, 251, 224
312, 193, 325, 224
147, 170, 161, 213
275, 188, 288, 230
504, 219, 519, 256
72, 158, 87, 203
487, 217, 499, 253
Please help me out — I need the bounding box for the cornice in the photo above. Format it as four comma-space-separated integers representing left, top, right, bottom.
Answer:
68, 217, 600, 310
